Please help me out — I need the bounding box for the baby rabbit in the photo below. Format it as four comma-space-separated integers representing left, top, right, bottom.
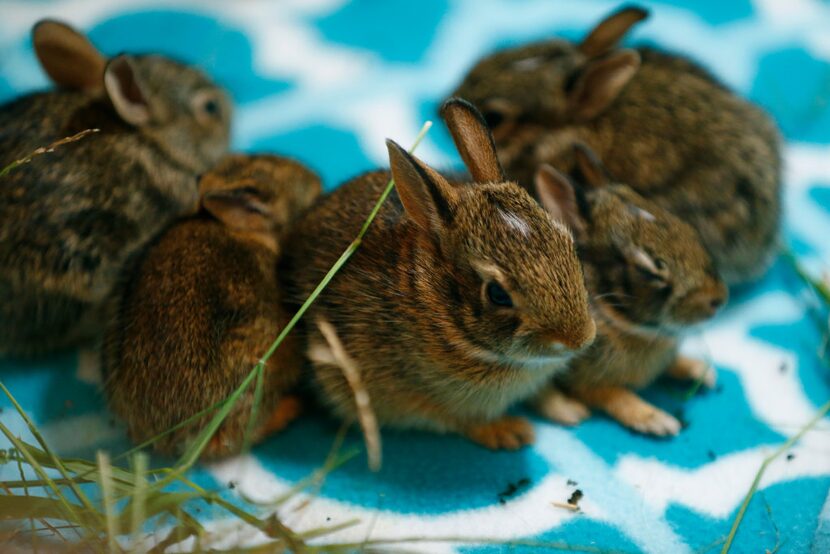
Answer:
281, 99, 595, 450
0, 19, 231, 356
104, 154, 321, 458
451, 5, 781, 285
533, 145, 727, 436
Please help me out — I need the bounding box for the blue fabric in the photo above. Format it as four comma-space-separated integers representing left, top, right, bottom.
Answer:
1, 1, 829, 552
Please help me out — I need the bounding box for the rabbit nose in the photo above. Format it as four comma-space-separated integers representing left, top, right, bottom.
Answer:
707, 284, 728, 315
567, 318, 596, 350
540, 318, 596, 351
582, 318, 597, 347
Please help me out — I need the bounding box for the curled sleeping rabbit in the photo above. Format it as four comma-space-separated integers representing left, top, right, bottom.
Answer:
533, 144, 727, 436
104, 155, 320, 458
0, 19, 231, 356
451, 5, 782, 285
280, 99, 596, 450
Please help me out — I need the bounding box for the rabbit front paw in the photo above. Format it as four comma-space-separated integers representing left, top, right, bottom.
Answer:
667, 356, 717, 389
576, 385, 682, 437
621, 404, 682, 437
534, 386, 591, 426
465, 416, 535, 450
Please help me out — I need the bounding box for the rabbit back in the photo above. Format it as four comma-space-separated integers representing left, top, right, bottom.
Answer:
593, 47, 781, 282
104, 217, 300, 456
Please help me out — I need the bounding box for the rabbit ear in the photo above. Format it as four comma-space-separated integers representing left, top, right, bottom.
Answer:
535, 164, 586, 237
568, 49, 640, 120
440, 98, 506, 183
387, 139, 456, 234
572, 142, 611, 188
202, 187, 277, 247
33, 19, 107, 93
104, 55, 151, 126
580, 5, 649, 57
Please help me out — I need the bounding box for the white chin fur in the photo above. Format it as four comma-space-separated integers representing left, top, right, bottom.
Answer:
470, 346, 573, 369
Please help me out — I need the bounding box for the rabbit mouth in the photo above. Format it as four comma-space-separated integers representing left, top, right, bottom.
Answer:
662, 318, 706, 334
505, 347, 576, 368
514, 352, 574, 367
467, 344, 574, 369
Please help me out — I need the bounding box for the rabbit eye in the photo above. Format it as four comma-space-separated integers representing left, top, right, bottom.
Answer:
202, 99, 220, 117
629, 248, 670, 286
634, 265, 670, 291
486, 281, 513, 308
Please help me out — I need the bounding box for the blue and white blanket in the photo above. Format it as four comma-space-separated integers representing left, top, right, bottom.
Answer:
1, 1, 829, 552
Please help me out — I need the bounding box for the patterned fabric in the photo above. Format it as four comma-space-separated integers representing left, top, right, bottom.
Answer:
1, 1, 829, 552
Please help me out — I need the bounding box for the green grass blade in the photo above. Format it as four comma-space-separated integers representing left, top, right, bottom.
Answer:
170, 474, 268, 530
261, 422, 356, 507
0, 422, 99, 534
111, 398, 225, 463
783, 248, 830, 303
161, 366, 261, 485
0, 495, 98, 524
0, 123, 439, 554
12, 448, 41, 544
257, 120, 432, 369
130, 452, 147, 548
122, 492, 201, 528
154, 121, 433, 478
0, 381, 102, 525
721, 399, 830, 553
96, 452, 120, 553
242, 361, 266, 452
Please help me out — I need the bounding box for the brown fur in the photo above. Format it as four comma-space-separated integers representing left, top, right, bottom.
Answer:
103, 155, 320, 458
280, 99, 595, 450
451, 6, 782, 284
533, 146, 726, 436
0, 20, 232, 356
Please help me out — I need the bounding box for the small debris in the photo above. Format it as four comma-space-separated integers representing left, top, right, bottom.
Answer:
326, 517, 331, 522
552, 501, 580, 512
786, 453, 795, 461
779, 361, 788, 373
554, 488, 584, 512
714, 384, 724, 394
707, 450, 717, 461
566, 479, 577, 487
497, 477, 531, 504
228, 480, 237, 490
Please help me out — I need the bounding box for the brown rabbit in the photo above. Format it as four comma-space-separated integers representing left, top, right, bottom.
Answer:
0, 19, 232, 356
451, 5, 782, 285
280, 99, 596, 451
532, 145, 727, 436
103, 154, 321, 458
